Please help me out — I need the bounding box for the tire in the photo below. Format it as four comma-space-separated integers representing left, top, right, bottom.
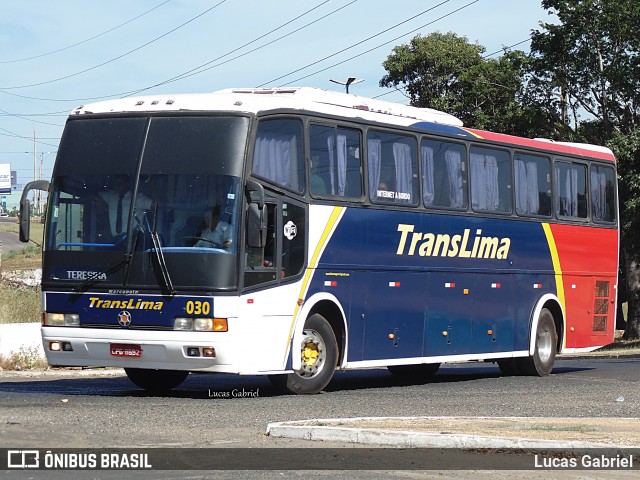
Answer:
269, 314, 338, 394
387, 363, 440, 377
517, 308, 558, 376
125, 368, 189, 391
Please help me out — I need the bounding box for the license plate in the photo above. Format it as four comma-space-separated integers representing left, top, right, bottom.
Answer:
110, 343, 142, 357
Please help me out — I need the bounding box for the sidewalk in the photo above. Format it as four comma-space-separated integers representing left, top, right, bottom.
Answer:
267, 416, 640, 450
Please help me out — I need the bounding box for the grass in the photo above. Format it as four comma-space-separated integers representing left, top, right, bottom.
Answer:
1, 220, 44, 324
0, 346, 48, 371
526, 425, 596, 433
0, 279, 41, 324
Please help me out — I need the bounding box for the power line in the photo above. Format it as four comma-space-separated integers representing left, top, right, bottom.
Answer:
0, 0, 340, 103
277, 0, 480, 87
257, 0, 453, 88
0, 109, 64, 127
122, 0, 342, 96
483, 37, 531, 58
0, 1, 170, 64
0, 1, 227, 90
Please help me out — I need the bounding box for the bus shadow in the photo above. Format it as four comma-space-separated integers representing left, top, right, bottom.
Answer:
0, 363, 593, 398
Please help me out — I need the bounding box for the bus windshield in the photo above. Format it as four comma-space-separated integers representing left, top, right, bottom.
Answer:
44, 115, 249, 291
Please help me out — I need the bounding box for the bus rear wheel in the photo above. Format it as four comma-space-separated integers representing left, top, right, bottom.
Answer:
270, 314, 338, 394
517, 308, 557, 376
125, 368, 189, 391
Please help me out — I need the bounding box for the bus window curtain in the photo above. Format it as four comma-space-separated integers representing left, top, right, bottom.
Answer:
327, 134, 348, 196
565, 167, 578, 216
421, 145, 435, 206
515, 159, 539, 214
253, 134, 291, 188
368, 138, 382, 199
445, 149, 464, 208
471, 153, 499, 211
591, 170, 606, 220
393, 142, 412, 203
557, 165, 579, 217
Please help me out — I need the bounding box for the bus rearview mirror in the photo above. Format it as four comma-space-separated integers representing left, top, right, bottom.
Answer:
19, 199, 31, 243
247, 203, 266, 248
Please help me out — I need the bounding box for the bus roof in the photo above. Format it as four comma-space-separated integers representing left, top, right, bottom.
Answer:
71, 87, 615, 162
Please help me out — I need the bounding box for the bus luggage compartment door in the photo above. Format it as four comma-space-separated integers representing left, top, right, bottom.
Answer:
361, 272, 425, 361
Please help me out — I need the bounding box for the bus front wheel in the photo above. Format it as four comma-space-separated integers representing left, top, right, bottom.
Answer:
125, 368, 189, 391
517, 308, 558, 376
270, 314, 338, 394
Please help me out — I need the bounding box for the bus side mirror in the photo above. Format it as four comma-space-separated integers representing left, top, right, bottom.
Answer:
246, 180, 266, 248
19, 199, 31, 242
247, 203, 267, 248
19, 180, 50, 243
246, 180, 264, 208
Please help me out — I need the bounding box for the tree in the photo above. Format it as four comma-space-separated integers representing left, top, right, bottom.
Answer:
379, 32, 546, 137
528, 0, 640, 339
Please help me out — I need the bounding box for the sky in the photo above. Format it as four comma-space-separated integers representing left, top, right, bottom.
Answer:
0, 0, 553, 207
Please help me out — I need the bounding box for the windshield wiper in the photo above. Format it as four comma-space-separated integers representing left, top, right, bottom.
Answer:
147, 208, 176, 296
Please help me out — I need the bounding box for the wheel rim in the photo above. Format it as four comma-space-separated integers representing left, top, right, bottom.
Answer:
300, 329, 325, 378
537, 322, 553, 363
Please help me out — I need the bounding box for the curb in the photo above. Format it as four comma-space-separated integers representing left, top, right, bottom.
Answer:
266, 417, 635, 450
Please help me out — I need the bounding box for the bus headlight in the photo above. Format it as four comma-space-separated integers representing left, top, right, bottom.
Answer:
44, 313, 80, 326
174, 318, 193, 330
194, 318, 213, 331
174, 318, 227, 332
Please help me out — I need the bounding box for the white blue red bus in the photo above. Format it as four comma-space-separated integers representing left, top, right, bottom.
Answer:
20, 87, 618, 394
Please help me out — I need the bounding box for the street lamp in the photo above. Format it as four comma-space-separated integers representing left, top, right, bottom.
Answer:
330, 77, 364, 94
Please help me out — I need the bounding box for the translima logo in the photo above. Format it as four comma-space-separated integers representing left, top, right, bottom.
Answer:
88, 297, 163, 310
396, 224, 511, 259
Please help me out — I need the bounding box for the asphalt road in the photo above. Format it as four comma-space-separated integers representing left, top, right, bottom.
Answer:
1, 358, 638, 479
1, 357, 638, 449
0, 229, 25, 254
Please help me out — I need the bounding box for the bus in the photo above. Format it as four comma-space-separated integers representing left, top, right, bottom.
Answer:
20, 87, 618, 394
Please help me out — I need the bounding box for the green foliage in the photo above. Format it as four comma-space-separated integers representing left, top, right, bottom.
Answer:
608, 130, 640, 250
379, 32, 547, 137
529, 0, 640, 138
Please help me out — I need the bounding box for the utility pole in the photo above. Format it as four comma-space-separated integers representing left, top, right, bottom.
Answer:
33, 130, 37, 216
330, 77, 363, 94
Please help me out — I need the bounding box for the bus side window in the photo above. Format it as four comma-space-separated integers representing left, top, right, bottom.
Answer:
591, 164, 616, 223
470, 146, 512, 213
309, 124, 362, 199
252, 118, 305, 193
368, 131, 418, 205
555, 161, 587, 219
421, 139, 467, 209
514, 153, 551, 217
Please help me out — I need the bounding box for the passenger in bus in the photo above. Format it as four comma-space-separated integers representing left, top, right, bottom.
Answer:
194, 206, 232, 249
98, 174, 153, 237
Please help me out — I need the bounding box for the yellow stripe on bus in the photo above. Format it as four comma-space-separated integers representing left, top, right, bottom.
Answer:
542, 222, 567, 348
285, 206, 346, 353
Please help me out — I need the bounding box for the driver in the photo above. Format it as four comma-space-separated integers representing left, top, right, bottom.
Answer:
194, 206, 232, 248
